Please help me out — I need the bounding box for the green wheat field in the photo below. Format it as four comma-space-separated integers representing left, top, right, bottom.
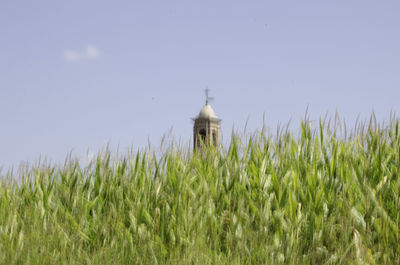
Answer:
1, 116, 399, 264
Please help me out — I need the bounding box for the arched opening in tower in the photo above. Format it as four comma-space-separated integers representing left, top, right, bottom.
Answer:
212, 131, 217, 146
199, 129, 207, 145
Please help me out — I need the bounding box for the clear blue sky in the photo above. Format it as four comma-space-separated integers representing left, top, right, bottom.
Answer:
1, 0, 399, 169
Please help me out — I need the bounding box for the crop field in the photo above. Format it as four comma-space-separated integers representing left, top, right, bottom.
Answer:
1, 117, 399, 264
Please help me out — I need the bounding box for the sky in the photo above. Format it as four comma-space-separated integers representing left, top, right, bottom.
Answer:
1, 0, 399, 169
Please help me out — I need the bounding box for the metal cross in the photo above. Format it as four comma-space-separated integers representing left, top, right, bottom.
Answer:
205, 87, 214, 104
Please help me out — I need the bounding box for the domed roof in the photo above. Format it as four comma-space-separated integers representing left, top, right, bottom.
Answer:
198, 103, 218, 119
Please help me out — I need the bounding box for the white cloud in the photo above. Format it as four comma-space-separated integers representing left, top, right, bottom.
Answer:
63, 50, 81, 62
63, 45, 100, 62
86, 45, 99, 58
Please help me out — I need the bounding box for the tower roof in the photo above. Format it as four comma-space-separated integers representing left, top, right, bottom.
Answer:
193, 89, 221, 122
198, 103, 218, 119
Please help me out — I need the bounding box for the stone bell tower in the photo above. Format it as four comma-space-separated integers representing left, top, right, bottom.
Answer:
193, 89, 221, 150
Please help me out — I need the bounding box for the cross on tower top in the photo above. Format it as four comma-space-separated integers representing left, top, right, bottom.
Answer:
205, 88, 214, 105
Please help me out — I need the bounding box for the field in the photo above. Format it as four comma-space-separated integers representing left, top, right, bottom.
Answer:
1, 117, 399, 264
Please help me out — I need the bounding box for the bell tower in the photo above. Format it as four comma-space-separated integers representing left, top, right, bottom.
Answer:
193, 89, 221, 150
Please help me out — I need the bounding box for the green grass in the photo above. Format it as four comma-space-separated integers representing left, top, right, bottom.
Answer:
1, 116, 400, 264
